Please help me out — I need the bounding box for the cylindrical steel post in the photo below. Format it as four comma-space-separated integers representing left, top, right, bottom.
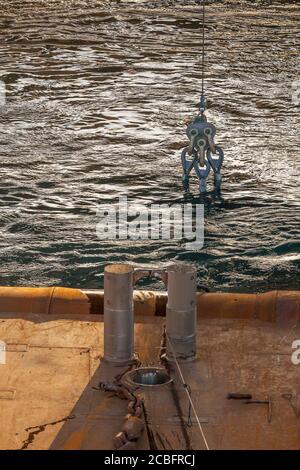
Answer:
104, 263, 134, 363
166, 264, 197, 362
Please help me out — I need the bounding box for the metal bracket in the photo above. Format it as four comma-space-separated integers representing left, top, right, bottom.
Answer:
133, 268, 168, 287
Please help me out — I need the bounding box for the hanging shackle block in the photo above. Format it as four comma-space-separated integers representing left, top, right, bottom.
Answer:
181, 113, 224, 194
166, 264, 197, 362
104, 263, 135, 364
179, 0, 225, 194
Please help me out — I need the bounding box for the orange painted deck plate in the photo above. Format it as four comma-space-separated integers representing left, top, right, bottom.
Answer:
0, 312, 300, 449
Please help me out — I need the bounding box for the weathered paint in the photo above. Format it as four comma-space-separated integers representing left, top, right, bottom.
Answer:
0, 288, 299, 325
0, 312, 300, 449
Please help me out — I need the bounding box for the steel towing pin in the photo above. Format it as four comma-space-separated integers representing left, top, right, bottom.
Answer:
196, 138, 206, 167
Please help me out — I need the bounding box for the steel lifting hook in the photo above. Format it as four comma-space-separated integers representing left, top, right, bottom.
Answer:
180, 96, 224, 194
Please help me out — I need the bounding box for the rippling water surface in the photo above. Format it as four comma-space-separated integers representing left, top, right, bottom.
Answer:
0, 0, 299, 291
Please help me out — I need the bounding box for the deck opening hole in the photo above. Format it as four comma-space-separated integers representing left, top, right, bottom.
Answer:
127, 367, 172, 387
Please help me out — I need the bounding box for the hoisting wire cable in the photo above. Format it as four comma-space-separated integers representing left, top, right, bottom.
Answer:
166, 333, 211, 450
180, 0, 224, 193
201, 0, 205, 98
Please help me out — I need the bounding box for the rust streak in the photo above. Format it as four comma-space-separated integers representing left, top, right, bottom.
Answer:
21, 415, 75, 450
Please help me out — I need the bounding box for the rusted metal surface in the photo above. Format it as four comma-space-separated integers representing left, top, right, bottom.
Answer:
0, 310, 300, 449
0, 288, 299, 325
89, 290, 300, 325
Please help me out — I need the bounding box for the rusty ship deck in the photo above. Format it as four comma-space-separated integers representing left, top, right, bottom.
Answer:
0, 288, 300, 450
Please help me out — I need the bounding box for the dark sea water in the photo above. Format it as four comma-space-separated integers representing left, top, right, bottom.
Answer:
0, 0, 299, 291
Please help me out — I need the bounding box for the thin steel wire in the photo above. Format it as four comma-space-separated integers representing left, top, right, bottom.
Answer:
166, 333, 210, 450
201, 0, 205, 97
